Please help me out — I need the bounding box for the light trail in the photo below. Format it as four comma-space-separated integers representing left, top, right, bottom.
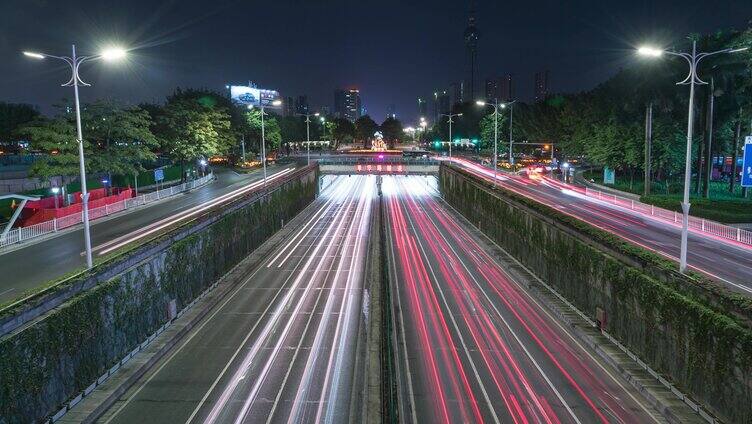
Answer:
386, 175, 661, 423
94, 168, 296, 256
197, 175, 373, 424
446, 158, 752, 290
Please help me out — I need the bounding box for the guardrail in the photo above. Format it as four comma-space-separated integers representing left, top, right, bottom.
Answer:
0, 173, 214, 250
583, 187, 752, 247
318, 157, 439, 165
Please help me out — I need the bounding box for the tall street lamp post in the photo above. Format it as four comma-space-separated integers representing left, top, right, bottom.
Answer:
23, 45, 127, 269
297, 112, 320, 166
251, 99, 283, 186
440, 113, 463, 158
637, 41, 748, 273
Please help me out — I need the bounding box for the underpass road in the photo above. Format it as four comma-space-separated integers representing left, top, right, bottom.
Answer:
0, 165, 293, 304
385, 175, 665, 424
451, 159, 752, 294
99, 175, 375, 424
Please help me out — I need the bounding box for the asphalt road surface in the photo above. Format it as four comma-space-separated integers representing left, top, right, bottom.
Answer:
384, 175, 666, 423
98, 175, 375, 424
0, 165, 294, 305
450, 158, 752, 295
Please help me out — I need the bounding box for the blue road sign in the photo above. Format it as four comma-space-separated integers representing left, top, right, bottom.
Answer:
742, 138, 752, 187
154, 168, 164, 182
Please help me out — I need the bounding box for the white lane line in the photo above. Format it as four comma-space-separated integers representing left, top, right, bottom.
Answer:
318, 177, 374, 424
0, 287, 15, 297
386, 201, 419, 424
397, 180, 501, 424
429, 213, 581, 424
229, 178, 362, 424
201, 177, 360, 424
438, 197, 664, 424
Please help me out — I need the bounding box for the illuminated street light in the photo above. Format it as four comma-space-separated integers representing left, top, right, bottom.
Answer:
23, 44, 128, 269
254, 99, 283, 185
637, 40, 748, 273
637, 46, 663, 57
297, 111, 321, 165
477, 99, 516, 184
439, 113, 463, 158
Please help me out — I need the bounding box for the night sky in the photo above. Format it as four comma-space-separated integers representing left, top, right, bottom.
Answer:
1, 0, 751, 124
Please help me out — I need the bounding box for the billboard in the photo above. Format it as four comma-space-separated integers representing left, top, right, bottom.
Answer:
229, 85, 280, 107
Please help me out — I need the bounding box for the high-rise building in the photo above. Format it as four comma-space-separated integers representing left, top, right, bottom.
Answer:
485, 74, 514, 102
433, 90, 450, 120
534, 71, 549, 102
449, 81, 464, 106
484, 78, 498, 102
334, 88, 361, 122
499, 74, 513, 102
295, 95, 309, 115
464, 0, 479, 101
417, 98, 428, 119
284, 96, 295, 116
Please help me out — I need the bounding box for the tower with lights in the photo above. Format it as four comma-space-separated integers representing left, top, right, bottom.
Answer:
464, 0, 480, 101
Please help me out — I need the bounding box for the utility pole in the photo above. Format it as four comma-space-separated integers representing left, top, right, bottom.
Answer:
729, 108, 742, 194
703, 78, 715, 198
644, 102, 653, 196
440, 113, 463, 158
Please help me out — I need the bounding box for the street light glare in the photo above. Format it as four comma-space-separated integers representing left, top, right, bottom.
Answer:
637, 46, 663, 57
314, 113, 320, 116
23, 51, 45, 59
101, 48, 127, 61
272, 99, 282, 107
475, 100, 486, 106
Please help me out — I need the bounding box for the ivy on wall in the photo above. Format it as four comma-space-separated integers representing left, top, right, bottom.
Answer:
0, 170, 317, 424
440, 165, 752, 424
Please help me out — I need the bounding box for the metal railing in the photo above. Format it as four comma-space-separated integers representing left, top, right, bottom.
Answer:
0, 173, 214, 250
583, 187, 752, 247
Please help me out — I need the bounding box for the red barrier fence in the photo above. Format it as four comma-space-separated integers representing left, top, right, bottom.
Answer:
20, 188, 133, 227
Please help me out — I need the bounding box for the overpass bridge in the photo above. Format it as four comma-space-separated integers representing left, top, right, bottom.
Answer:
317, 157, 439, 175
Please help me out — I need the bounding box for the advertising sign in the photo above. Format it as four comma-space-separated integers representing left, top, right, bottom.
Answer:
742, 137, 752, 187
229, 85, 280, 107
603, 167, 615, 185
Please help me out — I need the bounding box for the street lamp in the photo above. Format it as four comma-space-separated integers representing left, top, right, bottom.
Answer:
637, 40, 749, 273
250, 99, 283, 186
439, 113, 463, 158
23, 44, 127, 268
297, 112, 320, 165
51, 186, 60, 209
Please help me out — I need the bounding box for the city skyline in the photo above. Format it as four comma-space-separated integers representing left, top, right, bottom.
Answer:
1, 1, 751, 122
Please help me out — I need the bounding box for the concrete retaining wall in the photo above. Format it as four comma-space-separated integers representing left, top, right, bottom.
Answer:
0, 166, 318, 424
439, 164, 752, 424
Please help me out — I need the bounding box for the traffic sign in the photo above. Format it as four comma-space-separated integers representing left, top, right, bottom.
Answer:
154, 168, 164, 182
742, 138, 752, 187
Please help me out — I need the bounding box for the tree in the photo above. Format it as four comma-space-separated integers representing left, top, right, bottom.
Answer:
354, 115, 378, 148
158, 98, 230, 179
278, 116, 305, 144
380, 117, 403, 148
479, 112, 507, 152
0, 102, 39, 152
244, 108, 282, 154
17, 116, 80, 180
330, 118, 355, 149
81, 101, 158, 179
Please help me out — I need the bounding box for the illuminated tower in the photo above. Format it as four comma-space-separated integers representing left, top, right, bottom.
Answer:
464, 0, 480, 101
